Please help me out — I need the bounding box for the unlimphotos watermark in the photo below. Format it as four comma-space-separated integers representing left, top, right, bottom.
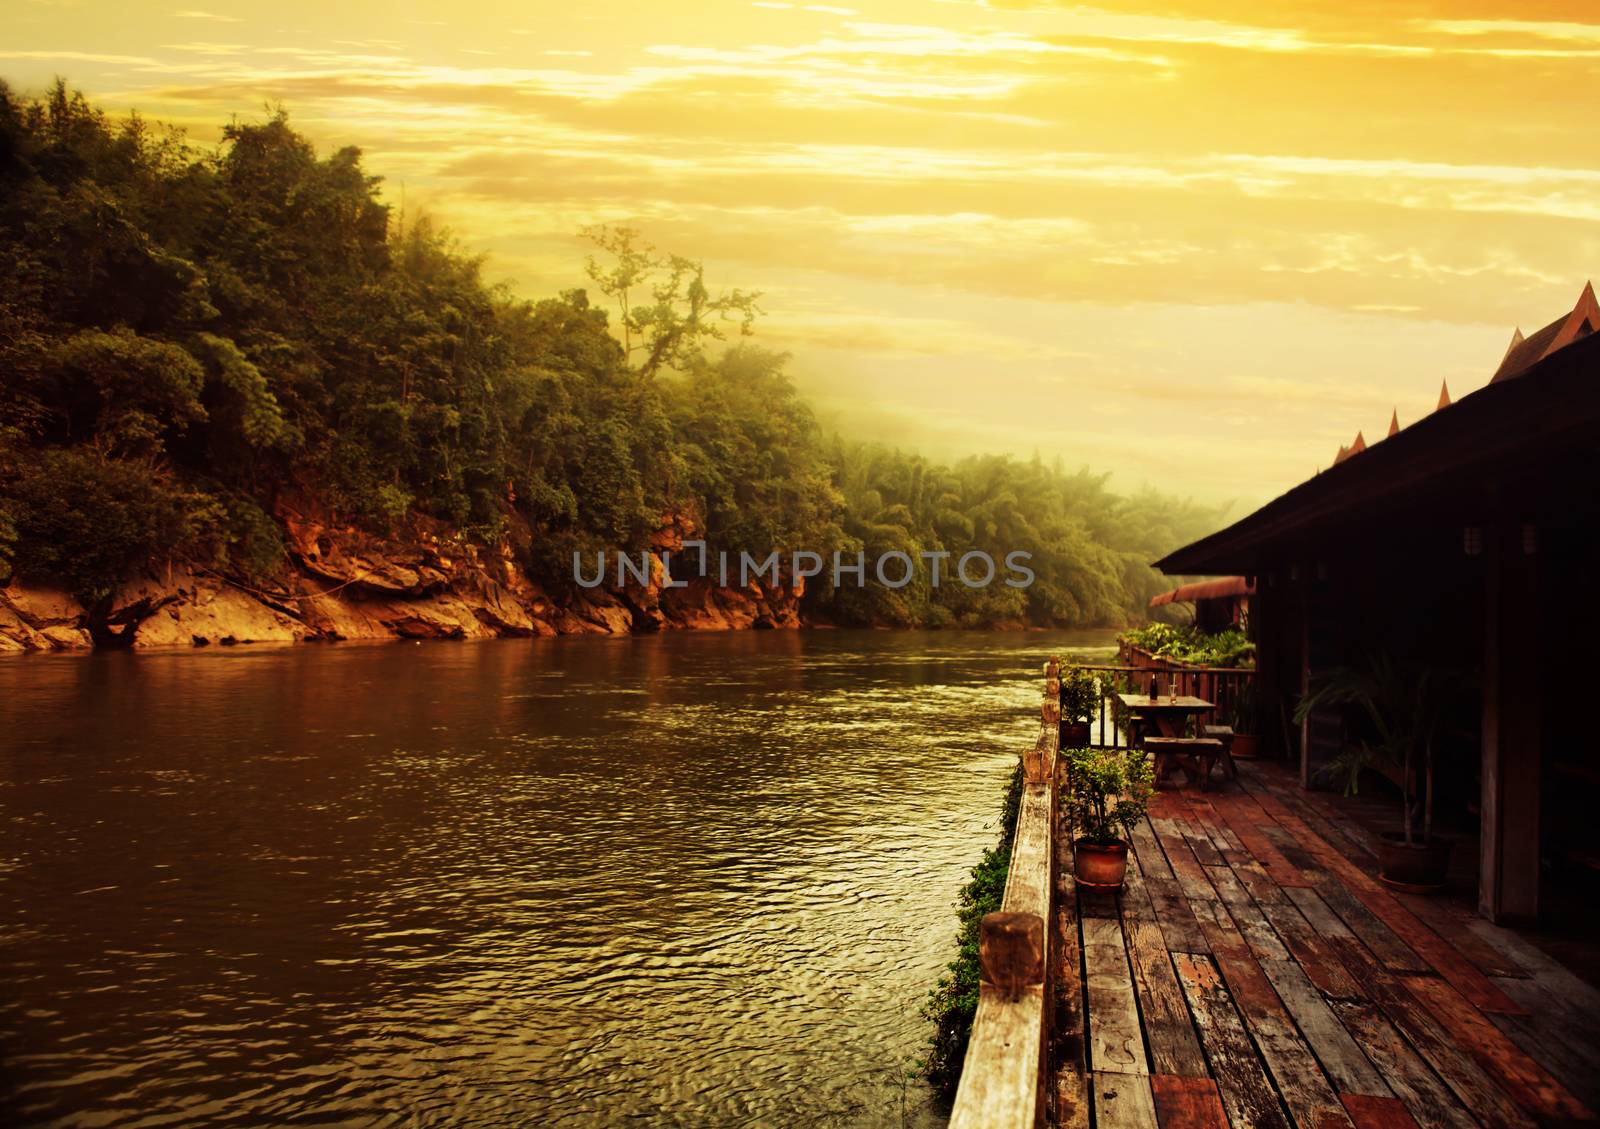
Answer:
574, 542, 1034, 590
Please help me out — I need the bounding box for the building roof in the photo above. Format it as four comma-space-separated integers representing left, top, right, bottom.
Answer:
1329, 285, 1592, 470
1154, 328, 1600, 575
1332, 430, 1366, 465
1491, 281, 1599, 383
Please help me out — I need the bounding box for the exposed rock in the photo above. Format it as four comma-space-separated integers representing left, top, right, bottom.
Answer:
660, 577, 736, 630
0, 581, 92, 650
117, 566, 306, 647
0, 500, 817, 652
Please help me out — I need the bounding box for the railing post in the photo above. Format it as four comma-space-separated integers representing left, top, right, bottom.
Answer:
979, 911, 1045, 1001
1044, 658, 1062, 758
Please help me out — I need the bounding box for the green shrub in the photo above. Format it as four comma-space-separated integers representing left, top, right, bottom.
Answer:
1058, 662, 1100, 724
0, 499, 15, 584
189, 488, 287, 580
1122, 623, 1254, 668
5, 447, 196, 606
1062, 744, 1154, 845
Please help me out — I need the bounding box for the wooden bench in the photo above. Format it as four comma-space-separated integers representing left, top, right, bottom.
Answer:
1143, 736, 1228, 790
1200, 725, 1239, 784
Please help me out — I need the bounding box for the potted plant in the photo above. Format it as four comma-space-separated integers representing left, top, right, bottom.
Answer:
1058, 663, 1099, 748
1063, 744, 1154, 890
1293, 653, 1467, 892
1229, 680, 1260, 759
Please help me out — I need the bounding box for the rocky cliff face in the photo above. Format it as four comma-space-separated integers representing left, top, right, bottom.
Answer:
0, 503, 806, 652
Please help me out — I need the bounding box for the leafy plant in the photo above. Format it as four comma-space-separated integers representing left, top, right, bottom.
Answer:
1062, 745, 1154, 845
1293, 653, 1468, 845
1228, 678, 1257, 734
1058, 662, 1100, 725
1122, 623, 1254, 668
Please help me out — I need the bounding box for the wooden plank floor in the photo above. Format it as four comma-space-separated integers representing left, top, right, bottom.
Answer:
1050, 761, 1600, 1129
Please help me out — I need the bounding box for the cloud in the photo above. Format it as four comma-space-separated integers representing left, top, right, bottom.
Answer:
1420, 18, 1600, 41
10, 0, 1599, 499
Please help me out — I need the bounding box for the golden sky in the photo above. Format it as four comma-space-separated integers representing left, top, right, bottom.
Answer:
7, 0, 1600, 505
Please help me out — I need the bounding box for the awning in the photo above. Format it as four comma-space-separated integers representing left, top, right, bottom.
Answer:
1149, 576, 1255, 607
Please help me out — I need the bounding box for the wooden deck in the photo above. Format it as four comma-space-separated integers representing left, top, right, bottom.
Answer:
1050, 761, 1600, 1129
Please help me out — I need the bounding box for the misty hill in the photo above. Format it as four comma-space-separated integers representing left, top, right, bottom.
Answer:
0, 81, 1223, 647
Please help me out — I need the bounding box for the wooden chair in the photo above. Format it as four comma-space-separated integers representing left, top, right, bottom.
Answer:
1143, 736, 1226, 789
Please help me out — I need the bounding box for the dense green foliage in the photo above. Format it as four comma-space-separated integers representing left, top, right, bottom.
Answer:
1058, 663, 1100, 725
1062, 745, 1154, 845
0, 82, 1223, 627
920, 760, 1023, 1096
1121, 623, 1255, 667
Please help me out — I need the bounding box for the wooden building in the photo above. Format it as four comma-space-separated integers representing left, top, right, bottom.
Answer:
1154, 284, 1600, 924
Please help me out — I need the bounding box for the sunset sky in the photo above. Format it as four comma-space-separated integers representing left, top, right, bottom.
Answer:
6, 0, 1599, 506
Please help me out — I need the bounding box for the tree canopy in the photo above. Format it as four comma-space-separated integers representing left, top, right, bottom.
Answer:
0, 81, 1223, 627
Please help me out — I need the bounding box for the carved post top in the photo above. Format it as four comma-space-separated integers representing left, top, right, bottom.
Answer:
1043, 657, 1059, 680
1022, 741, 1048, 783
978, 911, 1045, 1001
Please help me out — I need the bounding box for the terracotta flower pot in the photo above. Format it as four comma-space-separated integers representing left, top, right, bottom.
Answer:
1231, 732, 1259, 760
1062, 722, 1091, 748
1376, 832, 1452, 893
1074, 838, 1130, 890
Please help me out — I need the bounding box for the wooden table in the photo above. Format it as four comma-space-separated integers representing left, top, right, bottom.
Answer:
1115, 694, 1215, 738
1116, 694, 1221, 787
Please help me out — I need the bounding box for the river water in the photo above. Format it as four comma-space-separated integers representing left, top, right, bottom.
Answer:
0, 629, 1117, 1128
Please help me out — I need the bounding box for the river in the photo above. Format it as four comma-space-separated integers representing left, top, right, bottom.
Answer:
0, 629, 1118, 1127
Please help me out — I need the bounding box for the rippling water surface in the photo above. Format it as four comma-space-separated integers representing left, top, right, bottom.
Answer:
0, 629, 1116, 1127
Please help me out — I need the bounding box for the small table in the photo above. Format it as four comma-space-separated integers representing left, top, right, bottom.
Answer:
1116, 693, 1221, 788
1115, 694, 1216, 738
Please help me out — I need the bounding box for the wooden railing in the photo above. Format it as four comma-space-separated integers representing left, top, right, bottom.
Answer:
1070, 663, 1256, 749
948, 659, 1060, 1129
948, 658, 1257, 1126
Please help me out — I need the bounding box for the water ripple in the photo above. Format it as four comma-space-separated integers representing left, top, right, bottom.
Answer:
0, 629, 1116, 1127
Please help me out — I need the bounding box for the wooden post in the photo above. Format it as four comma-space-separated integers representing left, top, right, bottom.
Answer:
1297, 568, 1313, 786
1045, 657, 1064, 750
980, 911, 1046, 1001
1480, 519, 1541, 923
1024, 732, 1050, 785
1034, 659, 1060, 783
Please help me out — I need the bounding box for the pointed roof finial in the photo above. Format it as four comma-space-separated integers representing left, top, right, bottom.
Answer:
1494, 282, 1600, 382
1387, 409, 1399, 437
1349, 430, 1366, 455
1437, 379, 1451, 410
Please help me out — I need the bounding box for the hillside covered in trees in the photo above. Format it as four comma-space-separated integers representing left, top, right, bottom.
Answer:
0, 82, 1223, 644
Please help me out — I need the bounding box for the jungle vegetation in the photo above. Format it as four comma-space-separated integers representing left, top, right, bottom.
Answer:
0, 82, 1225, 629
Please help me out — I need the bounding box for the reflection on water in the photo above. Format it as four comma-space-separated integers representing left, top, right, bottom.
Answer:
0, 629, 1117, 1127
